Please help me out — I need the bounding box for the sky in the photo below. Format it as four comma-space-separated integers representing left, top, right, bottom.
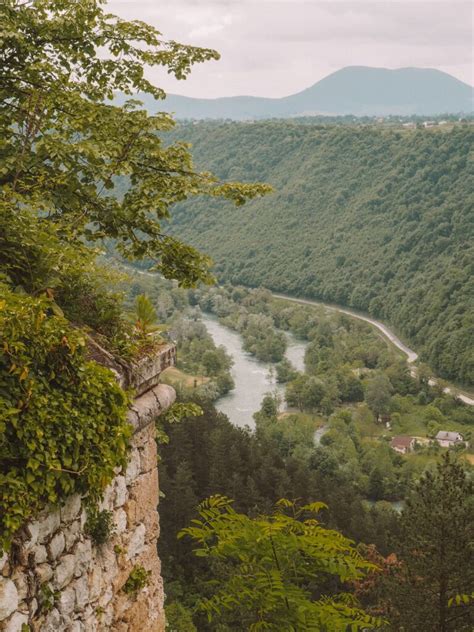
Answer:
107, 0, 473, 98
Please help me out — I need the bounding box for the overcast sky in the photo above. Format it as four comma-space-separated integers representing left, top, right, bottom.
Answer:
107, 0, 473, 98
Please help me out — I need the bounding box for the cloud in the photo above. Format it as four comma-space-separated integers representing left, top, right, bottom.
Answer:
106, 0, 473, 97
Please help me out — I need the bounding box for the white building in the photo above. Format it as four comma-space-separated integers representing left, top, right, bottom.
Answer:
435, 431, 464, 448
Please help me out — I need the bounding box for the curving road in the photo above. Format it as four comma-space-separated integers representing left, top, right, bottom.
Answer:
122, 267, 474, 407
272, 292, 474, 407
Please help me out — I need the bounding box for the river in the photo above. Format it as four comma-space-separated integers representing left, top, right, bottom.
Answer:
201, 314, 307, 428
130, 267, 474, 406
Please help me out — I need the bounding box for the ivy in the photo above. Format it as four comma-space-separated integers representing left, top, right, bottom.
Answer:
0, 285, 131, 553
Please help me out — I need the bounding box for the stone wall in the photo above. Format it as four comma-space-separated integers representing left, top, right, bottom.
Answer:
0, 380, 175, 632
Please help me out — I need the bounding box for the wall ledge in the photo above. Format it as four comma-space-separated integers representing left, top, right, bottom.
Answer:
128, 383, 176, 433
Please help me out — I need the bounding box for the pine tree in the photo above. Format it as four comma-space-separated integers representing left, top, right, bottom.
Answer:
387, 453, 474, 631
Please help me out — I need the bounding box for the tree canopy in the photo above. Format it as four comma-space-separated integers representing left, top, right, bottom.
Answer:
0, 0, 269, 550
1, 0, 270, 286
164, 120, 474, 384
180, 495, 383, 631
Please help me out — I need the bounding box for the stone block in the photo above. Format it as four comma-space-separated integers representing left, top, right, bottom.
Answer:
127, 384, 175, 433
126, 523, 146, 561
113, 592, 131, 621
139, 436, 157, 474
114, 508, 127, 535
88, 565, 102, 602
124, 448, 141, 485
11, 569, 28, 601
130, 424, 151, 450
48, 531, 66, 562
73, 540, 92, 578
36, 563, 53, 584
84, 616, 99, 632
32, 544, 48, 564
79, 508, 87, 530
61, 494, 82, 523
54, 554, 75, 589
98, 586, 113, 608
129, 469, 159, 530
25, 522, 40, 547
64, 520, 81, 551
98, 483, 114, 512
58, 585, 76, 616
114, 476, 128, 508
42, 607, 62, 632
0, 578, 18, 621
99, 546, 118, 585
3, 611, 28, 632
128, 343, 176, 397
36, 510, 61, 544
124, 499, 138, 527
74, 575, 89, 611
100, 603, 114, 629
0, 553, 8, 573
29, 597, 38, 617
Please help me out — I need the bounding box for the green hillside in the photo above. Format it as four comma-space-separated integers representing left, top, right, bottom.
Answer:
165, 122, 474, 386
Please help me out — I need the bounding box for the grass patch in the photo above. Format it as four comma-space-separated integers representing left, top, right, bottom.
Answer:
161, 366, 209, 389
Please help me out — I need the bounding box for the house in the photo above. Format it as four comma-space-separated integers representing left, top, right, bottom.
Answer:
423, 120, 437, 128
390, 435, 415, 454
435, 431, 464, 448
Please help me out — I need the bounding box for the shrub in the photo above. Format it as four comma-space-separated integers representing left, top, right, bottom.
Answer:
85, 507, 116, 546
123, 565, 151, 597
0, 285, 131, 553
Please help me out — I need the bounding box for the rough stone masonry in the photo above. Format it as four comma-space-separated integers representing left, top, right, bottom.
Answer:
0, 349, 176, 632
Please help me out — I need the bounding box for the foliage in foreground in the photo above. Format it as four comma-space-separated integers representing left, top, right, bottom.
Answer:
180, 495, 383, 631
0, 0, 269, 547
0, 285, 130, 553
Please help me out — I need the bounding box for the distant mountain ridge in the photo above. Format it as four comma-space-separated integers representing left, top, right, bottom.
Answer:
116, 66, 473, 119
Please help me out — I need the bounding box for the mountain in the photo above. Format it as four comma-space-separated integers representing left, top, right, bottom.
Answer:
164, 121, 474, 386
116, 67, 473, 119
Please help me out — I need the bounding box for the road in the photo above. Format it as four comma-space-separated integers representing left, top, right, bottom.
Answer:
122, 267, 474, 407
272, 293, 474, 407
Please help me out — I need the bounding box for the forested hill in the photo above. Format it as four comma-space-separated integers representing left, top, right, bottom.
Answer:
165, 122, 474, 386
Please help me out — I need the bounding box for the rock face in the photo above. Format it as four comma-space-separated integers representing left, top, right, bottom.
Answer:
0, 351, 176, 631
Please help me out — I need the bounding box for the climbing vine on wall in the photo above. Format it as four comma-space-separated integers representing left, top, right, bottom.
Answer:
0, 285, 131, 553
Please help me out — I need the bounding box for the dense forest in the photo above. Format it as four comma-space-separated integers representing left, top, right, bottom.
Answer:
159, 400, 474, 631
126, 274, 474, 629
164, 122, 474, 386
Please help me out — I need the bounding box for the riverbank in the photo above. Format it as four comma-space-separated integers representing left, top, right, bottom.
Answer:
201, 313, 307, 428
271, 292, 474, 407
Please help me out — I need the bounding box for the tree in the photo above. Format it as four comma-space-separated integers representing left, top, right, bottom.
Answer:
0, 0, 269, 546
1, 0, 271, 288
180, 496, 383, 631
386, 453, 474, 631
365, 374, 392, 420
286, 374, 327, 412
256, 393, 279, 419
275, 358, 298, 383
165, 602, 197, 632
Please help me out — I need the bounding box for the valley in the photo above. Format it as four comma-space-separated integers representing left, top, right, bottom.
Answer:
165, 120, 474, 387
3, 1, 473, 629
